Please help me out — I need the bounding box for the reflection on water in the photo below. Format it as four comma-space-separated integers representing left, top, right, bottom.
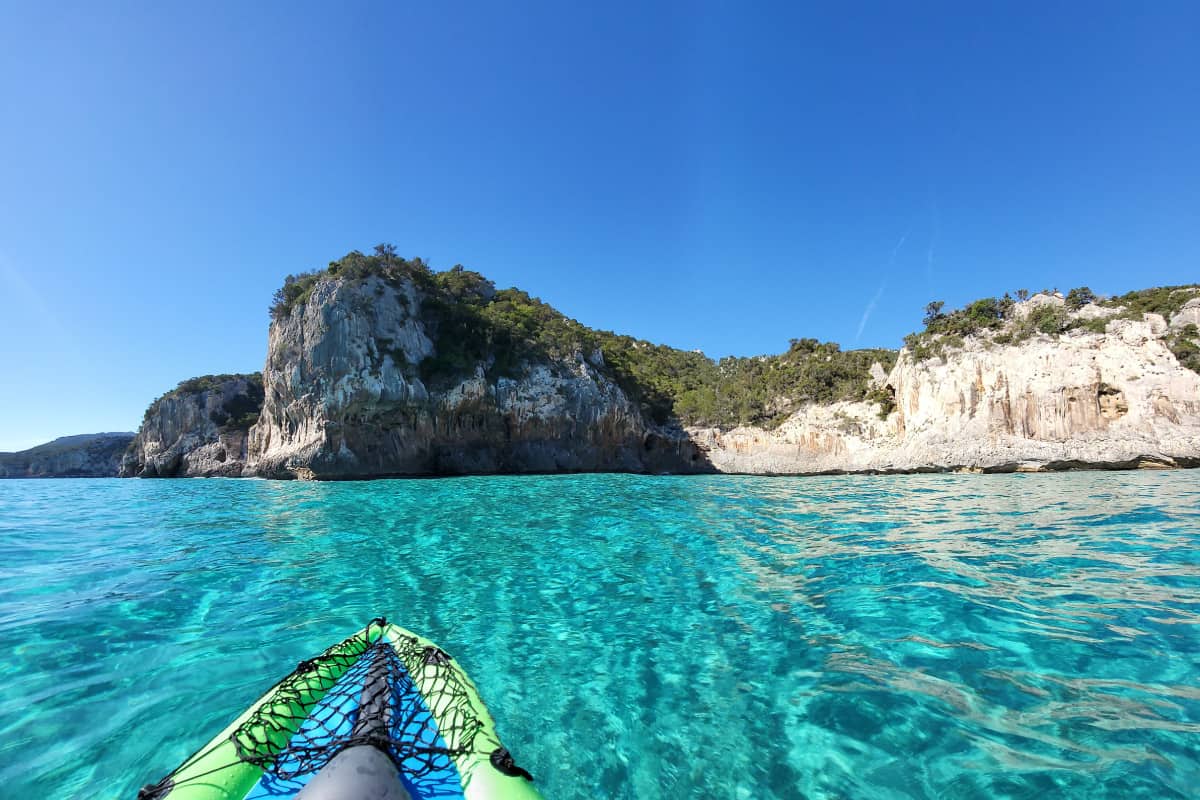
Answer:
0, 471, 1197, 798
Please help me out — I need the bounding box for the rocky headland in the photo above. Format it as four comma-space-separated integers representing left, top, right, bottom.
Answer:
0, 433, 134, 478
120, 249, 1200, 479
245, 261, 702, 478
120, 374, 264, 477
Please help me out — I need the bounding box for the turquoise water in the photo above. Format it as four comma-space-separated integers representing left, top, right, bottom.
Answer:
1, 473, 1198, 799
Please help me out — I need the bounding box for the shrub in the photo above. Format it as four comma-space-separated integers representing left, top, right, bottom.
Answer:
903, 332, 937, 362
269, 272, 323, 320
1029, 304, 1068, 334
1068, 317, 1108, 334
923, 301, 945, 327
1101, 285, 1200, 319
1170, 324, 1200, 374
904, 294, 1014, 360
268, 245, 437, 320
864, 383, 896, 419
1065, 286, 1097, 310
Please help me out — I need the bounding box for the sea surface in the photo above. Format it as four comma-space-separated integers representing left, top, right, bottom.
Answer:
0, 472, 1198, 799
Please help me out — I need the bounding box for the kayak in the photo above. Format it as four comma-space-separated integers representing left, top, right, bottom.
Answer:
138, 618, 543, 800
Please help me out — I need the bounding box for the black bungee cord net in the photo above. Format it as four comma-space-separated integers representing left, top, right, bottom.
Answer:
138, 618, 507, 799
236, 634, 483, 796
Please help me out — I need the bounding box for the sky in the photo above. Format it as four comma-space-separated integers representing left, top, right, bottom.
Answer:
1, 2, 1197, 450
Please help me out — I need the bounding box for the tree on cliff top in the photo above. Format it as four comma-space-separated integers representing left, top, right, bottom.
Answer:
1066, 286, 1097, 309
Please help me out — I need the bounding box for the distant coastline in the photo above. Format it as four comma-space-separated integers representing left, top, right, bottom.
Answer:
0, 433, 133, 478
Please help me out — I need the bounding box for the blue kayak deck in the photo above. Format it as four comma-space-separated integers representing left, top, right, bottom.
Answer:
244, 643, 465, 799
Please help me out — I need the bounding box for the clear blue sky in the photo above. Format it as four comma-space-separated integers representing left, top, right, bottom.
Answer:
1, 2, 1197, 450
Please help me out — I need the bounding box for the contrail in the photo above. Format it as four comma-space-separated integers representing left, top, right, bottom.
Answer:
855, 232, 908, 342
855, 281, 887, 341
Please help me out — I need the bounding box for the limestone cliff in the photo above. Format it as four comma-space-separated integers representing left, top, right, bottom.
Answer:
121, 374, 264, 477
690, 293, 1200, 473
245, 273, 703, 478
0, 433, 134, 478
120, 254, 1198, 480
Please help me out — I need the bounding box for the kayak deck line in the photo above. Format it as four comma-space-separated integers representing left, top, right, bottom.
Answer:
138, 617, 542, 800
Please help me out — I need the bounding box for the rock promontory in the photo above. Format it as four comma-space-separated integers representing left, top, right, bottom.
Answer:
120, 374, 264, 477
244, 257, 704, 478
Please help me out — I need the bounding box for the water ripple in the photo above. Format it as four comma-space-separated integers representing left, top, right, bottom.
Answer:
0, 471, 1198, 798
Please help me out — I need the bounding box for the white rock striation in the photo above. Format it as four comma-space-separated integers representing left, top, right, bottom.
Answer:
690, 304, 1200, 474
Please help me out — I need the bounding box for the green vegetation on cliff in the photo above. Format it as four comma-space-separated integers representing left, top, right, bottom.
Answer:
269, 250, 1198, 428
1169, 324, 1200, 374
666, 341, 896, 428
905, 285, 1200, 362
269, 248, 897, 428
270, 246, 435, 320
418, 266, 895, 426
140, 373, 265, 433
1100, 285, 1200, 318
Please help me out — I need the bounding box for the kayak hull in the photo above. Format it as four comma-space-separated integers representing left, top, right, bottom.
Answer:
138, 619, 542, 800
